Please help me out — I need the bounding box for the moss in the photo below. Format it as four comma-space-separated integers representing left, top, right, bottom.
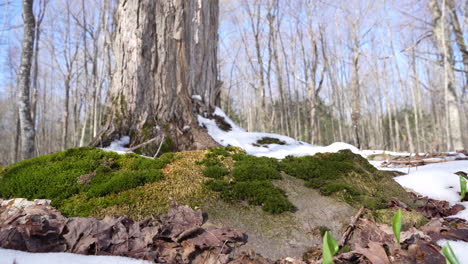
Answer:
206, 179, 294, 214
371, 209, 429, 230
253, 137, 286, 147
232, 155, 281, 181
61, 150, 216, 219
199, 147, 292, 214
86, 170, 163, 197
319, 182, 360, 196
280, 150, 415, 210
202, 165, 229, 179
0, 147, 172, 212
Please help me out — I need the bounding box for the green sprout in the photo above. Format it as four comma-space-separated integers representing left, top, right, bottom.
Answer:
322, 231, 339, 264
392, 209, 402, 246
442, 242, 460, 264
460, 176, 467, 201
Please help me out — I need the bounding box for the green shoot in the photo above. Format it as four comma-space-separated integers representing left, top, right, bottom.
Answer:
392, 209, 402, 246
322, 231, 339, 264
460, 176, 467, 201
442, 242, 460, 264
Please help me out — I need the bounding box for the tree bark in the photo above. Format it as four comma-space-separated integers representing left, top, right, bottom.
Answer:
429, 0, 464, 151
17, 0, 36, 160
97, 0, 220, 152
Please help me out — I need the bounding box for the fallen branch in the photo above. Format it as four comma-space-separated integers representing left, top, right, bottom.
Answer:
153, 134, 166, 158
339, 206, 364, 247
125, 137, 159, 152
379, 158, 468, 168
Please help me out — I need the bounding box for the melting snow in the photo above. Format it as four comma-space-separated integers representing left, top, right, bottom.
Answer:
102, 136, 130, 154
197, 107, 360, 159
0, 248, 152, 264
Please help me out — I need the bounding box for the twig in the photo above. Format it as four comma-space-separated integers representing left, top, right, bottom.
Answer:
339, 207, 364, 247
125, 137, 158, 152
153, 134, 166, 158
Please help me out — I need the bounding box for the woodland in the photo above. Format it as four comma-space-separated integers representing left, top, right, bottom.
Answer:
0, 0, 467, 165
0, 0, 467, 264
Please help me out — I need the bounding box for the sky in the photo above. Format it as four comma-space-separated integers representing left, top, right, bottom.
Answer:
0, 1, 21, 96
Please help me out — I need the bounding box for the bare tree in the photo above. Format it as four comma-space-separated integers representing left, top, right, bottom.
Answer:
95, 0, 220, 152
429, 0, 464, 150
17, 0, 36, 160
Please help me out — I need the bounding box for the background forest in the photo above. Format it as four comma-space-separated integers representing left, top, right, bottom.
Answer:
0, 0, 467, 166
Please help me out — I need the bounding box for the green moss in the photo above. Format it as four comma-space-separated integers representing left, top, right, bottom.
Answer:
200, 148, 292, 214
65, 150, 215, 219
280, 150, 375, 181
232, 155, 280, 181
0, 147, 172, 211
86, 170, 163, 197
202, 165, 229, 179
280, 150, 414, 210
319, 182, 360, 196
205, 179, 294, 214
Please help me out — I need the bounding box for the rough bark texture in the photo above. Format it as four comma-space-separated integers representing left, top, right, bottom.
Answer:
429, 0, 465, 151
98, 0, 220, 151
17, 0, 36, 160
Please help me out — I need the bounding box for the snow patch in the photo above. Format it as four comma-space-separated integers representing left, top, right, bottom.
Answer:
392, 160, 468, 221
198, 107, 360, 159
191, 95, 202, 101
102, 136, 130, 154
0, 248, 152, 264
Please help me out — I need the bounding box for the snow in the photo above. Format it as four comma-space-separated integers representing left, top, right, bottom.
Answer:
198, 107, 360, 159
192, 95, 202, 101
102, 136, 130, 154
436, 240, 468, 264
392, 160, 468, 208
0, 248, 152, 264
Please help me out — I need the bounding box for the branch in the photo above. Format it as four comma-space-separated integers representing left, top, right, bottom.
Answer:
125, 137, 159, 152
339, 207, 364, 247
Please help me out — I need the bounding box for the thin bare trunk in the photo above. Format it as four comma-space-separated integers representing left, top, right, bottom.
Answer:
17, 0, 36, 160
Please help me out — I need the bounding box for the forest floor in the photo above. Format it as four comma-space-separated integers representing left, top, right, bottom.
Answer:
0, 108, 467, 264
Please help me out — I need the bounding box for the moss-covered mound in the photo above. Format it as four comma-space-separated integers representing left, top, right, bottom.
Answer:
61, 150, 217, 218
279, 150, 415, 209
0, 147, 173, 212
200, 147, 294, 214
198, 148, 414, 213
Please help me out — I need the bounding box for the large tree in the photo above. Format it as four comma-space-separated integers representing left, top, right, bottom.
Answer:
95, 0, 220, 152
429, 0, 465, 151
17, 0, 36, 160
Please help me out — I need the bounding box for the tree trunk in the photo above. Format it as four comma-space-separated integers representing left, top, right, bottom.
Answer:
429, 0, 464, 151
17, 0, 36, 160
96, 0, 220, 152
351, 40, 361, 149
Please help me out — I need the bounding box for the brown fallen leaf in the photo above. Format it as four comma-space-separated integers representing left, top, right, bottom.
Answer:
354, 241, 390, 264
